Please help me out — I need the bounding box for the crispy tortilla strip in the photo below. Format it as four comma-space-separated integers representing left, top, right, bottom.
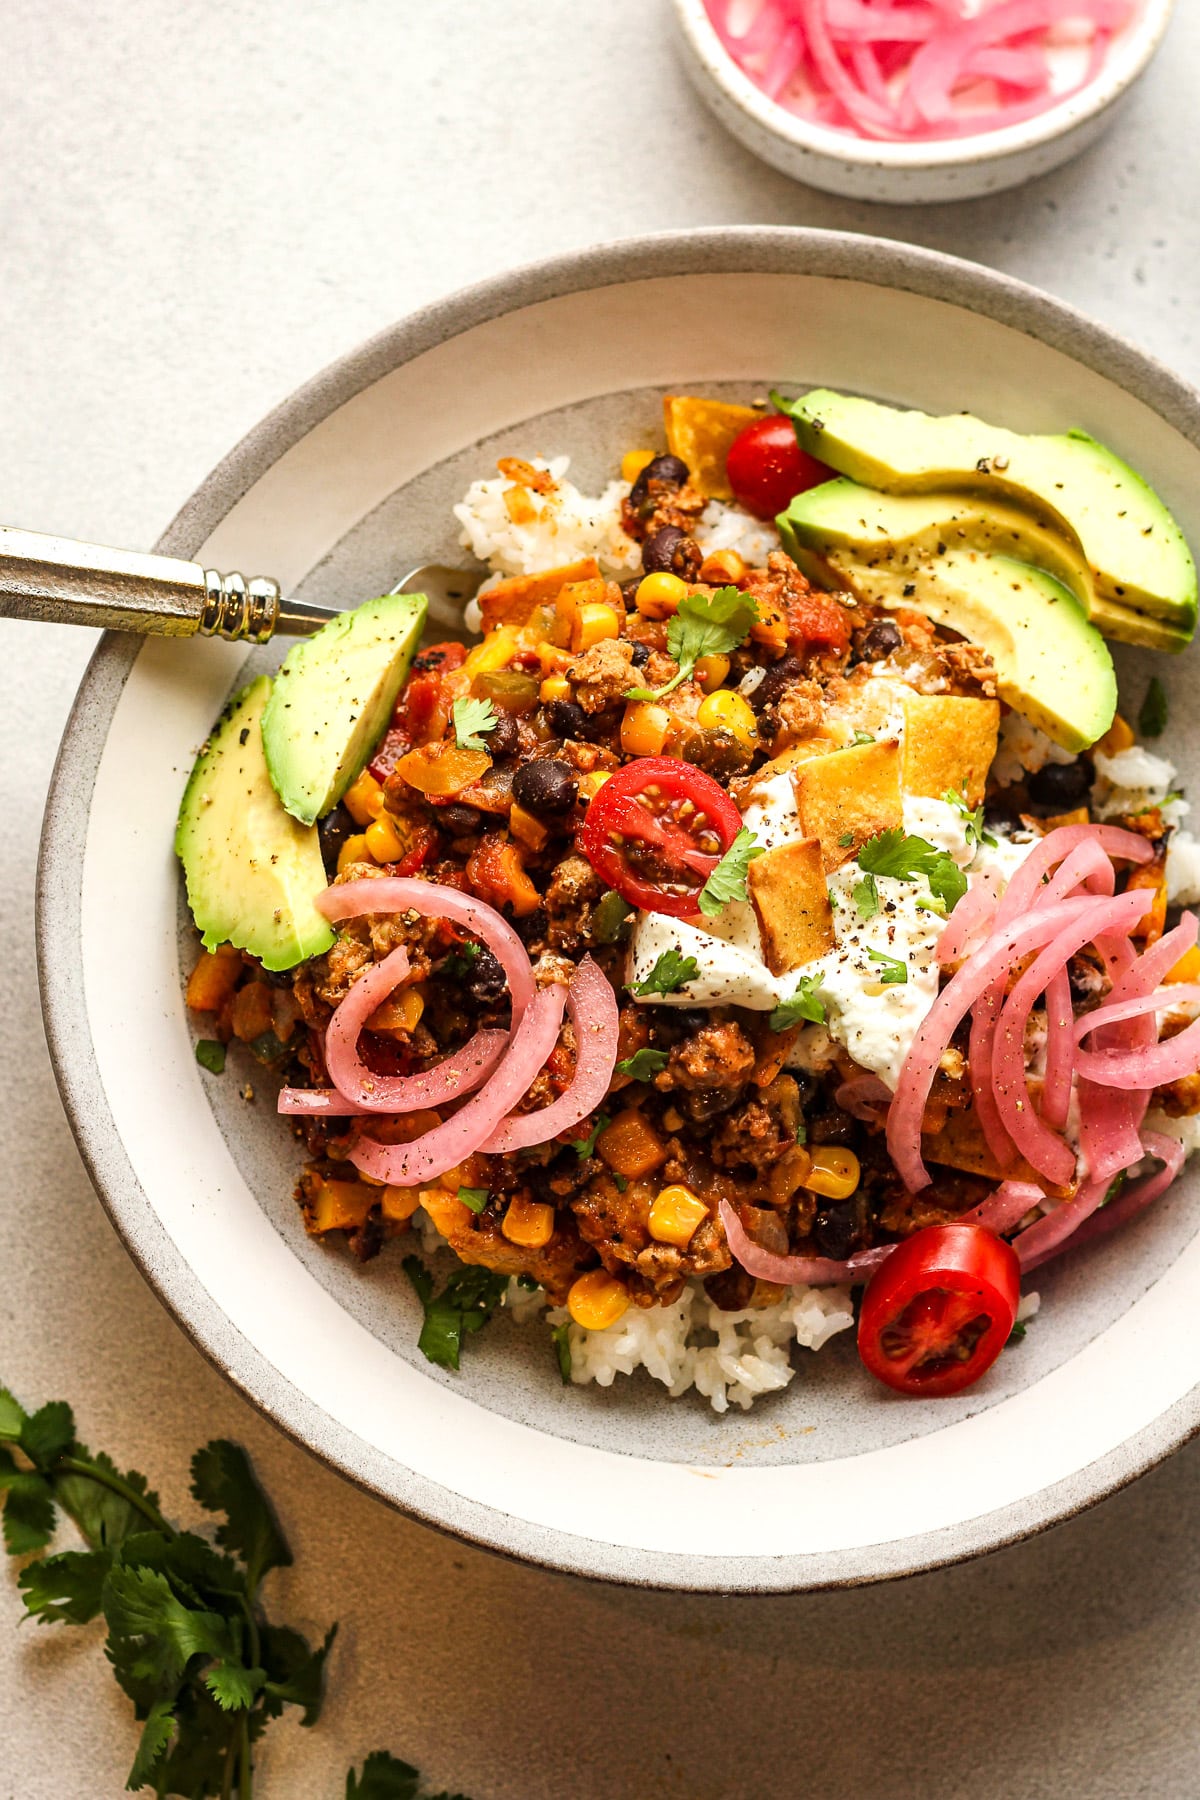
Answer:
793, 738, 903, 872
747, 837, 834, 974
901, 693, 1000, 809
480, 557, 601, 631
663, 395, 759, 499
924, 1101, 1067, 1195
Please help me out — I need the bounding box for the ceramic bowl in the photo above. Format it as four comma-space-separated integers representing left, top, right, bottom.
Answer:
38, 228, 1200, 1591
671, 0, 1176, 203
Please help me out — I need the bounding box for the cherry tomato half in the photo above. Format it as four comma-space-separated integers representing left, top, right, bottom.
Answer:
578, 756, 743, 919
857, 1224, 1020, 1398
725, 414, 833, 521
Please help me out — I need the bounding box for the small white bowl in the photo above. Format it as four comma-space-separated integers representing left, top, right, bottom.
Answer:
672, 0, 1175, 203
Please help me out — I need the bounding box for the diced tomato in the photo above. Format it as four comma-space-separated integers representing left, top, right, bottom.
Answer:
857, 1224, 1019, 1397
784, 589, 851, 659
578, 756, 743, 919
390, 826, 437, 877
369, 641, 468, 780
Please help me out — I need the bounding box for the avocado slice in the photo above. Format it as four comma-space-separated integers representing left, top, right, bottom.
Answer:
779, 390, 1197, 635
176, 677, 335, 972
262, 591, 428, 826
793, 537, 1117, 753
780, 479, 1192, 653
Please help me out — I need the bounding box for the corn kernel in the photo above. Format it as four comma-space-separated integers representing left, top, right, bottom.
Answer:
540, 673, 572, 704
636, 571, 688, 619
648, 1184, 709, 1249
567, 1269, 630, 1331
365, 814, 406, 863
337, 832, 373, 874
802, 1146, 861, 1201
694, 653, 731, 692
575, 602, 622, 652
509, 800, 549, 852
699, 548, 746, 585
620, 700, 672, 758
621, 448, 656, 484
1168, 945, 1200, 984
343, 768, 386, 826
461, 625, 520, 678
578, 770, 613, 801
1096, 713, 1135, 757
501, 1195, 555, 1249
381, 1184, 422, 1222
697, 688, 759, 749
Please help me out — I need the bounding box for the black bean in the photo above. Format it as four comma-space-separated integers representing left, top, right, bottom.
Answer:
854, 619, 902, 661
466, 945, 508, 1007
514, 907, 548, 948
629, 453, 689, 510
706, 1265, 757, 1312
808, 1110, 860, 1148
546, 698, 588, 739
813, 1202, 857, 1261
629, 640, 651, 668
1027, 758, 1093, 809
749, 655, 803, 713
317, 804, 356, 877
672, 1009, 709, 1036
641, 525, 690, 575
487, 713, 520, 758
512, 758, 578, 815
436, 802, 482, 836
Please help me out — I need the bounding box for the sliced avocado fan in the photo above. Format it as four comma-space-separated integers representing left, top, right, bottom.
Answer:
777, 389, 1197, 640
263, 591, 428, 826
175, 677, 335, 972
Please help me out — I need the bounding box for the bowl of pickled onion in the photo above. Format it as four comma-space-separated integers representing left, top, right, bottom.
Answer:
673, 0, 1175, 201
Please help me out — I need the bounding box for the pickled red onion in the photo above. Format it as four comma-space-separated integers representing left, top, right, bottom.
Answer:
315, 877, 536, 1020
1074, 983, 1200, 1042
961, 1179, 1045, 1237
278, 1088, 370, 1116
481, 957, 620, 1153
349, 983, 569, 1187
936, 866, 1001, 966
1022, 1130, 1185, 1272
1012, 1174, 1109, 1268
322, 941, 507, 1113
719, 1198, 891, 1287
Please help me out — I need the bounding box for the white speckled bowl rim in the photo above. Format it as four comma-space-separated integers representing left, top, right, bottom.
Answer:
37, 227, 1200, 1592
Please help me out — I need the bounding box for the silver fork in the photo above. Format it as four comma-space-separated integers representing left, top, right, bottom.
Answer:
0, 523, 480, 641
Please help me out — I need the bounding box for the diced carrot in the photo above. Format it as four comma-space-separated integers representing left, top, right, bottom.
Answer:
301, 1176, 375, 1234
479, 558, 602, 632
596, 1110, 668, 1180
185, 943, 243, 1013
230, 981, 274, 1043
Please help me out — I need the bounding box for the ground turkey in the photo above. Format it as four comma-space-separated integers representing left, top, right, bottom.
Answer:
709, 1075, 803, 1171
572, 1173, 729, 1304
544, 853, 606, 953
656, 1016, 757, 1093
567, 636, 635, 712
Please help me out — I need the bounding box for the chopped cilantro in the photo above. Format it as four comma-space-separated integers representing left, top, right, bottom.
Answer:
837, 830, 856, 848
456, 1186, 489, 1214
853, 870, 879, 918
1006, 1319, 1027, 1346
402, 1258, 507, 1371
551, 1322, 572, 1384
451, 695, 499, 751
858, 827, 967, 913
769, 973, 826, 1031
570, 1112, 610, 1159
626, 586, 760, 701
612, 1173, 629, 1193
1139, 675, 1168, 738
194, 1039, 226, 1075
943, 786, 997, 853
851, 729, 876, 746
441, 939, 480, 978
795, 1120, 808, 1145
627, 947, 701, 996
866, 946, 908, 985
698, 826, 764, 917
616, 1047, 669, 1081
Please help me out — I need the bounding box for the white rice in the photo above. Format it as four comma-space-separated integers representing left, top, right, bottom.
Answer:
695, 497, 781, 566
548, 1280, 854, 1414
454, 455, 641, 593
991, 712, 1077, 787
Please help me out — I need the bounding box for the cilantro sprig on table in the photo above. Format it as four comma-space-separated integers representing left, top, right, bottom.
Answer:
857, 827, 967, 915
698, 827, 764, 917
0, 1383, 464, 1798
626, 586, 759, 701
451, 696, 498, 752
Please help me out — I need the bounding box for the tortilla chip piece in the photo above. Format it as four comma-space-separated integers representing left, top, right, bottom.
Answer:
663, 396, 760, 500
924, 1102, 1054, 1191
480, 557, 601, 632
793, 739, 903, 872
901, 693, 1000, 809
747, 837, 834, 975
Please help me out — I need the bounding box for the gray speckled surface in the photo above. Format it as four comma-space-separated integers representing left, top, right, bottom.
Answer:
4, 1, 1200, 1793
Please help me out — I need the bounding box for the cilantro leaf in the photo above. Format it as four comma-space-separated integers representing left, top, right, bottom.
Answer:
126, 1697, 176, 1790
18, 1547, 111, 1624
551, 1322, 572, 1384
20, 1400, 75, 1468
857, 827, 967, 913
195, 1038, 226, 1074
570, 1112, 610, 1158
0, 1388, 27, 1442
616, 1047, 668, 1081
451, 695, 499, 751
346, 1751, 422, 1800
204, 1657, 266, 1711
102, 1563, 233, 1683
1006, 1320, 1027, 1346
627, 586, 759, 700
456, 1186, 489, 1214
190, 1441, 292, 1592
698, 827, 764, 917
853, 871, 879, 918
403, 1259, 507, 1371
0, 1465, 55, 1554
769, 974, 826, 1032
259, 1620, 337, 1727
942, 787, 996, 853
627, 948, 701, 996
851, 729, 876, 745
867, 946, 908, 985
53, 1449, 163, 1553
1139, 675, 1168, 739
